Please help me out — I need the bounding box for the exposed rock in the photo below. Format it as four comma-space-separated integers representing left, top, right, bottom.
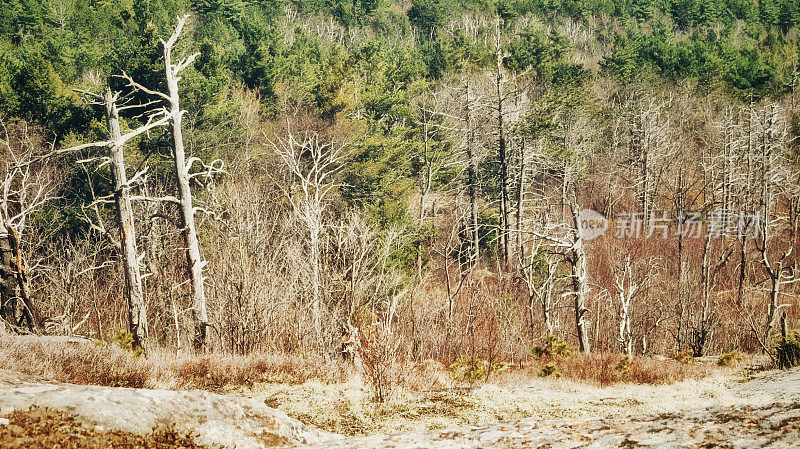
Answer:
311, 367, 800, 448
2, 367, 799, 448
0, 369, 339, 448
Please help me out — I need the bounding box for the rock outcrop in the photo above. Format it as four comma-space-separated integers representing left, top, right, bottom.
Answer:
2, 367, 799, 448
0, 369, 338, 448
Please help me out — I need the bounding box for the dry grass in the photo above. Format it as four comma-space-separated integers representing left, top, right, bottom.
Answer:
528, 352, 715, 386
0, 335, 149, 388
251, 359, 733, 436
0, 335, 738, 438
0, 334, 347, 390
0, 334, 714, 392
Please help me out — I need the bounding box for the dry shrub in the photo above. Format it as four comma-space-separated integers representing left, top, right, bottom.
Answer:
399, 359, 452, 392
717, 350, 745, 367
673, 348, 694, 364
775, 330, 800, 369
0, 335, 346, 390
531, 352, 713, 386
152, 352, 346, 390
0, 335, 148, 388
358, 323, 401, 402
628, 356, 712, 384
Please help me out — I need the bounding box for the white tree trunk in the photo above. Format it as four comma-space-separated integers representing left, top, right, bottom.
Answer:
104, 89, 148, 349
163, 17, 208, 351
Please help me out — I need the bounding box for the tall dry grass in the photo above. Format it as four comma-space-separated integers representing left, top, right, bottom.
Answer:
0, 334, 715, 393
525, 352, 714, 386
0, 334, 347, 390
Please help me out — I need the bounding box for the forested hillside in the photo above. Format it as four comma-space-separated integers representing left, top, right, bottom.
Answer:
0, 0, 798, 369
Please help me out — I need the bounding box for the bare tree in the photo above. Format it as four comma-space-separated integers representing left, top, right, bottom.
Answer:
119, 15, 222, 351
519, 235, 559, 336
464, 79, 482, 266
269, 124, 348, 352
443, 77, 487, 266
617, 93, 674, 220
0, 120, 57, 332
63, 88, 169, 349
566, 195, 591, 353
613, 254, 659, 356
492, 14, 511, 266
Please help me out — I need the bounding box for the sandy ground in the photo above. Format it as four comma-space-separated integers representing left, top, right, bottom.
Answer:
248, 368, 749, 435
305, 367, 800, 448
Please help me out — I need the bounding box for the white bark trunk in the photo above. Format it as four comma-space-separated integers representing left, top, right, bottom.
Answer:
163, 17, 208, 351
105, 89, 147, 349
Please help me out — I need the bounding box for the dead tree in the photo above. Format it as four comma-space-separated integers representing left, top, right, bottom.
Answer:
412, 92, 454, 224
613, 255, 638, 357
619, 94, 673, 220
0, 120, 55, 332
63, 88, 169, 349
411, 92, 456, 279
567, 195, 591, 353
613, 254, 659, 356
164, 17, 208, 352
492, 15, 510, 266
441, 76, 488, 266
464, 79, 481, 266
518, 87, 593, 352
690, 228, 734, 356
519, 234, 559, 336
269, 125, 348, 353
751, 105, 794, 355
119, 15, 222, 351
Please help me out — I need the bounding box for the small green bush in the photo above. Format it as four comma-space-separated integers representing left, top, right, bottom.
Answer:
112, 330, 143, 358
449, 356, 488, 385
614, 356, 631, 377
776, 330, 800, 369
538, 362, 562, 378
717, 351, 744, 367
533, 335, 574, 359
449, 356, 507, 385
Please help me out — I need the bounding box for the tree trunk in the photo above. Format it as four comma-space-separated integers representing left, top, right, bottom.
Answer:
0, 230, 17, 327
105, 89, 147, 349
163, 18, 208, 352
465, 80, 480, 265
516, 137, 525, 264
0, 225, 41, 331
570, 199, 591, 353
495, 30, 509, 267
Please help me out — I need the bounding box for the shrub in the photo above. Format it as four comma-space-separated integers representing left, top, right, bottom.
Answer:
546, 352, 712, 386
614, 356, 631, 377
358, 323, 400, 403
673, 348, 693, 364
449, 356, 488, 385
717, 351, 744, 367
448, 356, 509, 386
112, 330, 143, 358
0, 334, 345, 390
775, 330, 800, 369
538, 362, 562, 378
532, 335, 574, 359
